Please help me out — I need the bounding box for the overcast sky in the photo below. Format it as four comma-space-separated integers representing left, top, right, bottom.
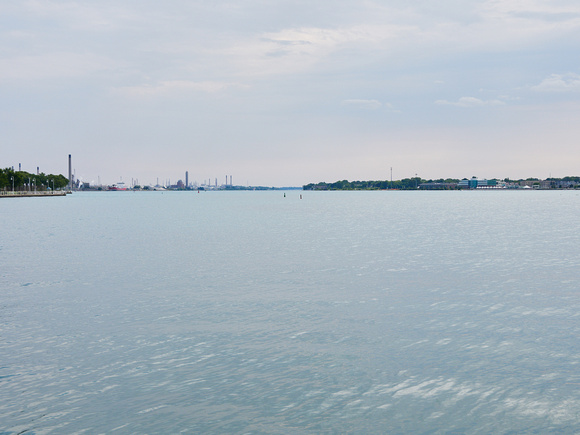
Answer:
2, 0, 580, 186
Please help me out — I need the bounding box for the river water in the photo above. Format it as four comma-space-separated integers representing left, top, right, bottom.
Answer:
1, 190, 579, 434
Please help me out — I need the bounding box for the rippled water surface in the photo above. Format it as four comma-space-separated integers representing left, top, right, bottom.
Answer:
1, 190, 579, 434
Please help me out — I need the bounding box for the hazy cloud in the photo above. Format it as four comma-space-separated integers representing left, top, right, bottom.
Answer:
0, 52, 118, 81
341, 99, 383, 109
116, 80, 245, 97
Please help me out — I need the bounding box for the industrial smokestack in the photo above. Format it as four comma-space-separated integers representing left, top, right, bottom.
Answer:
186, 171, 189, 188
68, 154, 72, 190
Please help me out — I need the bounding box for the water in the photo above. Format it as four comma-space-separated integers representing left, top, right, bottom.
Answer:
1, 190, 579, 434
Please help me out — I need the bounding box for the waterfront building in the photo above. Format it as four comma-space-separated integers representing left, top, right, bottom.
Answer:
458, 178, 498, 189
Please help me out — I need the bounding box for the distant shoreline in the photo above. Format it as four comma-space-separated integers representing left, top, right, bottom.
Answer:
303, 177, 580, 191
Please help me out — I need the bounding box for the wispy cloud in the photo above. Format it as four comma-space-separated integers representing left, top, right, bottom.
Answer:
435, 97, 506, 107
220, 23, 415, 78
532, 73, 580, 92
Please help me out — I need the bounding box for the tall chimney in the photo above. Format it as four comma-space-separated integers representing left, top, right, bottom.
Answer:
68, 154, 72, 190
186, 171, 189, 188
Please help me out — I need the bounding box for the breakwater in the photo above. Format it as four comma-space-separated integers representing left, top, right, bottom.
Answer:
0, 191, 69, 198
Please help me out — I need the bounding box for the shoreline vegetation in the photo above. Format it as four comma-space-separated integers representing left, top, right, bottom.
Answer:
0, 168, 68, 193
303, 176, 580, 190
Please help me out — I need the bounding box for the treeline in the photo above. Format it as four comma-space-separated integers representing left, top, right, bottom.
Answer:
546, 176, 580, 182
0, 168, 68, 191
304, 177, 433, 190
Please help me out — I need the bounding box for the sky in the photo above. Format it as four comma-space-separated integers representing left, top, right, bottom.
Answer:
2, 0, 580, 187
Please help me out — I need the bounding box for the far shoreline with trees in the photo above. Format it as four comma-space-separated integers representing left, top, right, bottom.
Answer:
303, 176, 580, 190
